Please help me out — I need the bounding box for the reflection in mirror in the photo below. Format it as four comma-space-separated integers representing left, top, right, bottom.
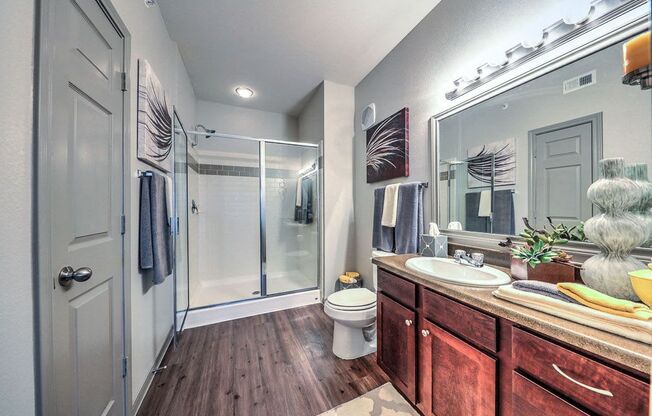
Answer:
437, 32, 652, 247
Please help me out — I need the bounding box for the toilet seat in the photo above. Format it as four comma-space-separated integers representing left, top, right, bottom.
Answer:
326, 288, 376, 311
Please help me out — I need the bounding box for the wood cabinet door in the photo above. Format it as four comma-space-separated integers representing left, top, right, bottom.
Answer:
377, 293, 416, 402
418, 319, 496, 416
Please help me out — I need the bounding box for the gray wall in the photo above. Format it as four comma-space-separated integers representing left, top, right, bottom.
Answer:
0, 1, 36, 415
298, 84, 325, 144
196, 99, 299, 142
111, 0, 197, 409
354, 0, 582, 281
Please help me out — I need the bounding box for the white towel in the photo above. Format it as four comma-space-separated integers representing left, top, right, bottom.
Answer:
493, 285, 652, 344
295, 177, 302, 207
478, 190, 491, 217
381, 184, 400, 227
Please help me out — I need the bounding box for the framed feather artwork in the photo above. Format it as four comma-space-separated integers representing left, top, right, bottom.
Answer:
137, 59, 173, 173
366, 107, 409, 183
466, 138, 516, 188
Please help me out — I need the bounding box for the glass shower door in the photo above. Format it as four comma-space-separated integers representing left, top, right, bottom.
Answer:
264, 143, 320, 295
173, 111, 189, 335
190, 137, 262, 307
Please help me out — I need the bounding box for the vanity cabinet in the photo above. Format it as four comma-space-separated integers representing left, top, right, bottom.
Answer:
418, 318, 496, 416
376, 266, 650, 416
377, 292, 416, 402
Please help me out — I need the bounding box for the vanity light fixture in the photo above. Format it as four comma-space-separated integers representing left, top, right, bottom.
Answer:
235, 87, 255, 98
445, 0, 641, 100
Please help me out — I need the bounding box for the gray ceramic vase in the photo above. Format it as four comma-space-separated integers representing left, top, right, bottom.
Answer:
581, 158, 645, 301
625, 163, 652, 247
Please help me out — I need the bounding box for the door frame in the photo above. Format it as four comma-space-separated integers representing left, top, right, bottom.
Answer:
35, 0, 133, 414
527, 112, 603, 225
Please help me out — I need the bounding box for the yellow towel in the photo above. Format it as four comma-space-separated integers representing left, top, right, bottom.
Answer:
558, 283, 652, 321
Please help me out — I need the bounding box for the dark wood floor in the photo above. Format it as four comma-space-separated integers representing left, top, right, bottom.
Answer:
137, 304, 389, 416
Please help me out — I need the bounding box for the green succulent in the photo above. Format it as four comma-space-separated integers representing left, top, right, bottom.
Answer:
511, 240, 559, 268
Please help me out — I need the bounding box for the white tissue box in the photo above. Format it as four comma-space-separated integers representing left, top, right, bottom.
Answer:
420, 234, 448, 257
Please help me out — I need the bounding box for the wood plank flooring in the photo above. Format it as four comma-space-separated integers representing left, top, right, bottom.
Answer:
137, 304, 388, 416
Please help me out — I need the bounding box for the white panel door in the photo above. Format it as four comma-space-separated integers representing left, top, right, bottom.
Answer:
49, 0, 125, 415
533, 121, 594, 229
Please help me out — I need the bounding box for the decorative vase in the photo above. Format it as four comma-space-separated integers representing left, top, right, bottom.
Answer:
581, 158, 646, 301
625, 163, 652, 247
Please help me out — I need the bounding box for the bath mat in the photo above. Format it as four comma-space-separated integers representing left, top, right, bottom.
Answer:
318, 383, 419, 416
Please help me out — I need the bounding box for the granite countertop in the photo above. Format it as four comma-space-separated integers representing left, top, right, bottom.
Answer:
373, 254, 652, 376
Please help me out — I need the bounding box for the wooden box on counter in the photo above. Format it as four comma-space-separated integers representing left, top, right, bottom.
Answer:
510, 258, 581, 283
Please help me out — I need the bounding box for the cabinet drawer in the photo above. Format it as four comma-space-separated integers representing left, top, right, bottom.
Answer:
377, 268, 416, 308
421, 288, 497, 352
512, 327, 649, 416
512, 372, 589, 416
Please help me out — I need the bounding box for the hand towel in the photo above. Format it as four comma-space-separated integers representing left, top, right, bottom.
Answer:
493, 285, 652, 344
512, 280, 578, 304
558, 282, 652, 321
478, 189, 492, 217
139, 173, 172, 284
372, 187, 394, 252
381, 184, 400, 227
395, 183, 424, 254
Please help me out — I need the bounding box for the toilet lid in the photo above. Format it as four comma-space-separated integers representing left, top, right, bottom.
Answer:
327, 288, 376, 309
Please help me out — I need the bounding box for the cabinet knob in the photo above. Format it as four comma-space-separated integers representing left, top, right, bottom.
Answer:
405, 319, 413, 327
421, 329, 430, 337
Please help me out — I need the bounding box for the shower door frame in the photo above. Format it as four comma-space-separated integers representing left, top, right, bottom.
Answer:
186, 131, 322, 309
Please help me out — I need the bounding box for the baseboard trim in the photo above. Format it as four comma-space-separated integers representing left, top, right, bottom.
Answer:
184, 289, 321, 329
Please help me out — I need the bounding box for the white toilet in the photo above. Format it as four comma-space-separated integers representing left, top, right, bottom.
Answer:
324, 250, 395, 359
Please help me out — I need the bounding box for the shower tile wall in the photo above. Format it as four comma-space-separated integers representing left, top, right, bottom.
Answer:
195, 166, 261, 306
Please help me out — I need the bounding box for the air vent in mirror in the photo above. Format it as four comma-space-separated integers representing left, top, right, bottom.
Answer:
563, 70, 596, 94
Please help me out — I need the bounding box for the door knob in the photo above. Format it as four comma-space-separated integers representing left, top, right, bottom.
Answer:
405, 319, 413, 327
421, 329, 430, 337
58, 266, 93, 288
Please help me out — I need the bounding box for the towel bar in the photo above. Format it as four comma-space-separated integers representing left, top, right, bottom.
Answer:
137, 169, 153, 177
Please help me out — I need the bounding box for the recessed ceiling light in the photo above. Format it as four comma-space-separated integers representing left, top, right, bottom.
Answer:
235, 87, 254, 98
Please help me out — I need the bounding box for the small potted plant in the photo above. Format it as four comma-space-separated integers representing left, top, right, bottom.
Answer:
504, 218, 582, 283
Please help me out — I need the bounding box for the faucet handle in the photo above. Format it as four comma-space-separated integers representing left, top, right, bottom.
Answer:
471, 252, 485, 267
453, 249, 466, 261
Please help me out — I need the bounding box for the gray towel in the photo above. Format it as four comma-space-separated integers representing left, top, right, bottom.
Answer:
465, 192, 490, 233
512, 280, 578, 304
493, 189, 515, 235
465, 189, 515, 234
372, 187, 394, 252
395, 183, 424, 254
139, 173, 172, 284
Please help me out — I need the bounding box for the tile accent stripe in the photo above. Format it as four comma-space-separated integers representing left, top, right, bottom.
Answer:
199, 164, 296, 178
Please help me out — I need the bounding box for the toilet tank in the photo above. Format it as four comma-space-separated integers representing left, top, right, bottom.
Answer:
371, 250, 395, 291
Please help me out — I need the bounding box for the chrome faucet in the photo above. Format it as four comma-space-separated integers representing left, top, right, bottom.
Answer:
453, 250, 484, 268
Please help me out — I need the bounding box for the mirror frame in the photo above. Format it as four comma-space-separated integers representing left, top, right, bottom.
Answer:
430, 3, 651, 262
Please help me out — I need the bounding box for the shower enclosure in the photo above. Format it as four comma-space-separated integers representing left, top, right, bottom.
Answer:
186, 133, 321, 309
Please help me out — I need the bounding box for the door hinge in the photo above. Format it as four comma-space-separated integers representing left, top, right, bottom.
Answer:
120, 215, 126, 235
122, 356, 129, 378
120, 72, 127, 92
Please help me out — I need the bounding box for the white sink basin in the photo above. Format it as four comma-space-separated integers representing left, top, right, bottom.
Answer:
405, 257, 511, 287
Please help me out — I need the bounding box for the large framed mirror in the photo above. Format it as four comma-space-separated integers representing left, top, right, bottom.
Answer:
431, 2, 651, 259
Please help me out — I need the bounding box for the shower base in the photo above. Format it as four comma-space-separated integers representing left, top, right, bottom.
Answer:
190, 270, 316, 309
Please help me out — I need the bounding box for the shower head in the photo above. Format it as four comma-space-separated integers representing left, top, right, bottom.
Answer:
193, 124, 216, 147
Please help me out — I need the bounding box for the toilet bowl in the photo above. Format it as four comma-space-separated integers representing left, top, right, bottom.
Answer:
324, 250, 395, 359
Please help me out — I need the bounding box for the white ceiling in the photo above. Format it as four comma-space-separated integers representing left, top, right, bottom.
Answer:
157, 0, 440, 115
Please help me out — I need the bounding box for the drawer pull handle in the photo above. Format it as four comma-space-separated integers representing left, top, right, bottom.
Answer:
405, 319, 413, 327
421, 329, 430, 337
552, 364, 614, 397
